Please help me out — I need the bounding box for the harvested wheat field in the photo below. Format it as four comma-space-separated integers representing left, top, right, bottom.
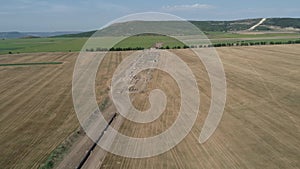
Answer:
92, 45, 300, 169
0, 45, 299, 169
0, 52, 79, 168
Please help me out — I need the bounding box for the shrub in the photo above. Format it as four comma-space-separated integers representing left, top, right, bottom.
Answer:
295, 40, 300, 44
260, 42, 266, 45
183, 45, 189, 49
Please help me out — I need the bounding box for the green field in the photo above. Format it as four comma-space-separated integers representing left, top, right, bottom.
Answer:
0, 36, 184, 54
205, 32, 300, 39
0, 38, 87, 54
115, 35, 184, 48
83, 35, 185, 51
1, 32, 300, 54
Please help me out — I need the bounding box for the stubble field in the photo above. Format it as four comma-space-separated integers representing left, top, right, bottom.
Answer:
0, 45, 299, 169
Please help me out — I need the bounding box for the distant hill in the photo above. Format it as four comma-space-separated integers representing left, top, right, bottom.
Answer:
52, 30, 97, 38
0, 31, 81, 39
95, 19, 264, 35
3, 18, 299, 39
0, 18, 300, 39
190, 18, 262, 32
257, 18, 300, 31
0, 32, 26, 39
55, 19, 262, 37
55, 18, 300, 38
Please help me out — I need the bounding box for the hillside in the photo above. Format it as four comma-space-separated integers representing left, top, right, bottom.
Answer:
1, 18, 299, 39
53, 31, 96, 38
258, 18, 300, 31
0, 31, 81, 39
0, 32, 27, 39
190, 18, 262, 32
55, 18, 300, 37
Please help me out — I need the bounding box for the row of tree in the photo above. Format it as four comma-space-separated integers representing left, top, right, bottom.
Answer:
85, 47, 145, 52
85, 45, 190, 51
83, 39, 300, 52
203, 39, 300, 48
160, 45, 190, 49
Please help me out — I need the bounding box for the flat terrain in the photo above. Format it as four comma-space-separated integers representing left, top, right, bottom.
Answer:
0, 52, 79, 168
0, 38, 88, 54
95, 45, 300, 169
1, 32, 299, 54
0, 45, 299, 168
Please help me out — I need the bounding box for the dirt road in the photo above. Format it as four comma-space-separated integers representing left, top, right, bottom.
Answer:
248, 18, 267, 31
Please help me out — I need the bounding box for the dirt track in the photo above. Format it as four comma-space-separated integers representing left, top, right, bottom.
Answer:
0, 45, 299, 169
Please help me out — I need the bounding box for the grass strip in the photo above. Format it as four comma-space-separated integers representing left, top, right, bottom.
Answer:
0, 62, 63, 66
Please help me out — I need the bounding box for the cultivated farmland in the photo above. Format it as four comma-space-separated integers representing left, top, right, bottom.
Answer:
0, 45, 299, 169
0, 52, 79, 168
87, 45, 300, 169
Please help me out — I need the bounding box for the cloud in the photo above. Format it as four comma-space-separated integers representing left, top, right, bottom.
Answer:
162, 3, 215, 11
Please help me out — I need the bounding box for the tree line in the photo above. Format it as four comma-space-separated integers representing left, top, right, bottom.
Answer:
204, 39, 300, 48
82, 39, 300, 52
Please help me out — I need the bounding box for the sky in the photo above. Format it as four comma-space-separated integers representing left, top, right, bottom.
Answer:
0, 0, 299, 32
